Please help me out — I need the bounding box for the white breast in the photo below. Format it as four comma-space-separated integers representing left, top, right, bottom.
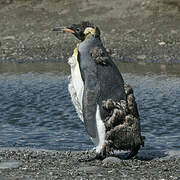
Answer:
68, 55, 106, 153
91, 105, 106, 153
68, 56, 84, 121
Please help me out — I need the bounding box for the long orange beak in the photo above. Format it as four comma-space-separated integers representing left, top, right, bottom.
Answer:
52, 27, 75, 34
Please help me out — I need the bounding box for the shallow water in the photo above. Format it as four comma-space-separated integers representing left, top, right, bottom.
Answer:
0, 62, 179, 153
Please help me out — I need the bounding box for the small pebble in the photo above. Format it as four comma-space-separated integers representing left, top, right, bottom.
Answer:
159, 41, 166, 46
3, 36, 15, 40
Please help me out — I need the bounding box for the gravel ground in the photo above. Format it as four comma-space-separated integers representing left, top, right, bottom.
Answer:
0, 148, 179, 180
0, 0, 180, 63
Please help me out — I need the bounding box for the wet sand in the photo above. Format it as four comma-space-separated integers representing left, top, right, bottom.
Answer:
0, 0, 180, 63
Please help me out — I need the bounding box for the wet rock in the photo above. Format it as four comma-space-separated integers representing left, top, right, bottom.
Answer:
171, 29, 178, 34
102, 157, 122, 167
78, 166, 99, 173
3, 36, 15, 40
0, 160, 22, 169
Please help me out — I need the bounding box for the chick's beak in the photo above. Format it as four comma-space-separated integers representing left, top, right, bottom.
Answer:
52, 26, 75, 34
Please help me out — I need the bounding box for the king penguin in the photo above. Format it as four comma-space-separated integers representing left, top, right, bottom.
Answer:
53, 22, 144, 159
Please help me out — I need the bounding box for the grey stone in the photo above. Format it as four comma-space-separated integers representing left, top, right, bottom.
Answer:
102, 157, 122, 166
3, 36, 15, 40
78, 166, 99, 173
0, 160, 22, 169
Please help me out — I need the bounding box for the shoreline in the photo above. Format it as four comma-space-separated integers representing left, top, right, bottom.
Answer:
1, 57, 180, 64
0, 148, 179, 179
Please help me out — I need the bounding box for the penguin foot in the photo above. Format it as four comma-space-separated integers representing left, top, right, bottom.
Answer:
123, 145, 140, 159
78, 148, 108, 162
96, 140, 113, 160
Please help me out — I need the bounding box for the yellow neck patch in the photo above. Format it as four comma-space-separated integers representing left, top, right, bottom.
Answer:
73, 47, 79, 57
84, 27, 96, 35
84, 27, 96, 40
72, 44, 79, 65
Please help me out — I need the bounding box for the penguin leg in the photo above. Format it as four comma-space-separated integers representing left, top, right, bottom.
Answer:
78, 147, 107, 162
78, 144, 140, 162
97, 140, 113, 160
124, 136, 145, 159
78, 140, 112, 162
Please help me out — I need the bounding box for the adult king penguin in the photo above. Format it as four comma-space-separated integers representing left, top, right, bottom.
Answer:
53, 22, 144, 159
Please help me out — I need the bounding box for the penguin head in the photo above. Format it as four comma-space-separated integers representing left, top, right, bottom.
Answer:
53, 22, 100, 41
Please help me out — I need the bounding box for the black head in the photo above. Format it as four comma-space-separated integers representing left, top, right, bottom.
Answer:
53, 21, 100, 41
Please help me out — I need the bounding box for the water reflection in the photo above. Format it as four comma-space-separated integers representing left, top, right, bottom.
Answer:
0, 62, 180, 76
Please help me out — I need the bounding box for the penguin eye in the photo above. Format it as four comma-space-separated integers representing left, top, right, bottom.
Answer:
76, 28, 80, 32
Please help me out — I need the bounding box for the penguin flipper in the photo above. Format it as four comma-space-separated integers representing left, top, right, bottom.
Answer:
83, 78, 99, 138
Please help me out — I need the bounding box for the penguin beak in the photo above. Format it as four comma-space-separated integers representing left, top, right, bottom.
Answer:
52, 26, 75, 34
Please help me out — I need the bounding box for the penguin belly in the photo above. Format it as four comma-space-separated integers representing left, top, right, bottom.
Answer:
91, 105, 106, 153
68, 56, 106, 153
68, 56, 84, 121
